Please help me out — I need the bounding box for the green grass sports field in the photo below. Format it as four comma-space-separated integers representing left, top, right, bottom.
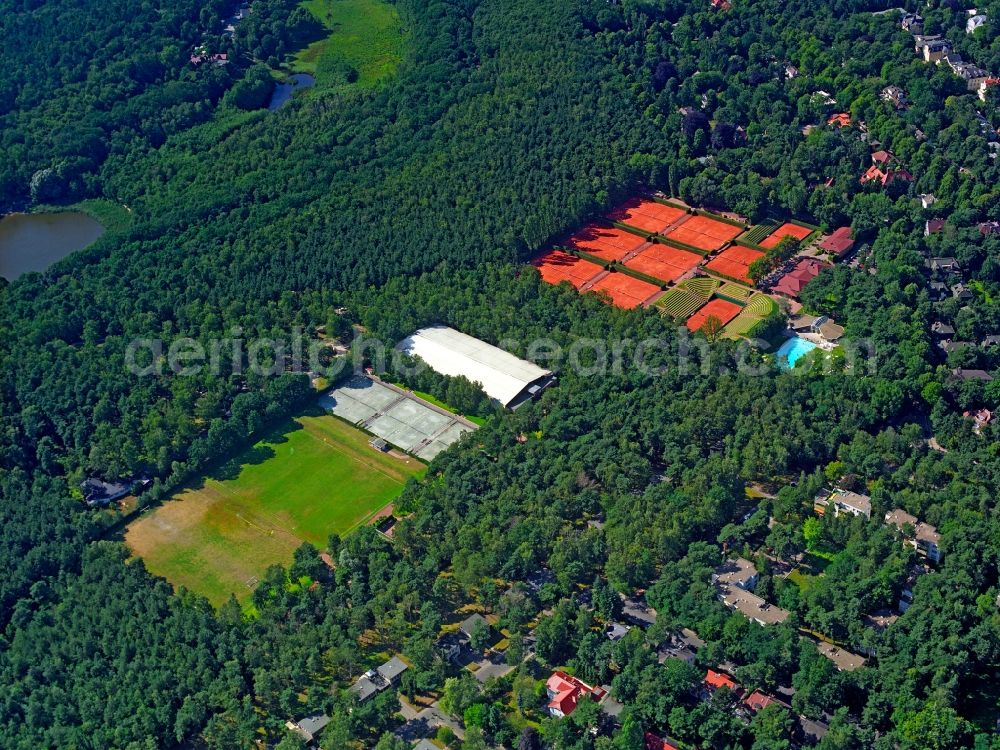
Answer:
126, 412, 424, 606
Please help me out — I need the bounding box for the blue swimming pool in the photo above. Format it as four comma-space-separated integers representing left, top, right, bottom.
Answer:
776, 336, 818, 368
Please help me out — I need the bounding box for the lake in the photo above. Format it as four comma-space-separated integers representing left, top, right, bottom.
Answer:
0, 211, 105, 281
268, 73, 316, 111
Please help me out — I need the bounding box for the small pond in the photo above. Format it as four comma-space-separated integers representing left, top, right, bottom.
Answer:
268, 73, 316, 111
0, 211, 105, 281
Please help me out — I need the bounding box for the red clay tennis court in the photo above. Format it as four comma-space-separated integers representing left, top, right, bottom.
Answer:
704, 245, 766, 284
686, 298, 743, 332
609, 198, 687, 235
533, 250, 604, 289
758, 222, 813, 249
623, 244, 702, 283
663, 214, 743, 251
587, 272, 662, 309
568, 225, 646, 262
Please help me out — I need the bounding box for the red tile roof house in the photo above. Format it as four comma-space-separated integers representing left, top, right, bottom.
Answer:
871, 150, 893, 166
702, 669, 743, 699
744, 690, 781, 713
827, 112, 852, 128
860, 165, 913, 186
645, 731, 685, 750
546, 671, 607, 718
817, 226, 855, 257
771, 258, 831, 299
925, 218, 946, 236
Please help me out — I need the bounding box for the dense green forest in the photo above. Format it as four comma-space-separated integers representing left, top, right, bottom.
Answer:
1, 0, 1000, 748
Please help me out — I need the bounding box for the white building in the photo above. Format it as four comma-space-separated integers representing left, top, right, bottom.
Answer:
397, 326, 554, 408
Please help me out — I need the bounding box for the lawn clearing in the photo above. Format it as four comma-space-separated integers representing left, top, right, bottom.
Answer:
126, 412, 423, 605
292, 0, 405, 88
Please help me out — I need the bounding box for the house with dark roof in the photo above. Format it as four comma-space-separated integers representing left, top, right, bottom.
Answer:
951, 368, 994, 382
929, 281, 949, 301
931, 321, 955, 338
978, 221, 1000, 235
881, 85, 908, 109
80, 478, 130, 508
901, 12, 923, 34
952, 283, 973, 302
926, 257, 961, 276
377, 656, 409, 685
286, 714, 331, 746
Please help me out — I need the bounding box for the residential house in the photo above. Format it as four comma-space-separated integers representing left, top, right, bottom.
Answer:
979, 221, 1000, 235
784, 64, 799, 79
436, 633, 463, 664
772, 258, 831, 299
881, 85, 908, 109
827, 112, 851, 128
790, 314, 845, 342
348, 656, 409, 703
871, 149, 893, 166
744, 690, 782, 714
967, 13, 987, 34
964, 408, 993, 434
931, 321, 955, 338
925, 218, 945, 236
939, 339, 973, 355
951, 61, 991, 91
979, 78, 1000, 101
377, 656, 409, 686
929, 281, 949, 301
458, 613, 491, 644
818, 226, 855, 257
605, 622, 631, 641
80, 477, 130, 508
953, 367, 995, 382
898, 568, 927, 613
712, 557, 759, 591
885, 509, 942, 564
982, 335, 1000, 347
349, 672, 386, 703
901, 12, 923, 34
920, 193, 937, 209
925, 257, 962, 276
816, 489, 872, 519
286, 714, 331, 746
546, 671, 606, 718
951, 282, 974, 302
719, 585, 791, 626
703, 669, 742, 697
413, 740, 440, 750
860, 164, 912, 187
920, 38, 953, 63
816, 642, 867, 672
645, 732, 683, 750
